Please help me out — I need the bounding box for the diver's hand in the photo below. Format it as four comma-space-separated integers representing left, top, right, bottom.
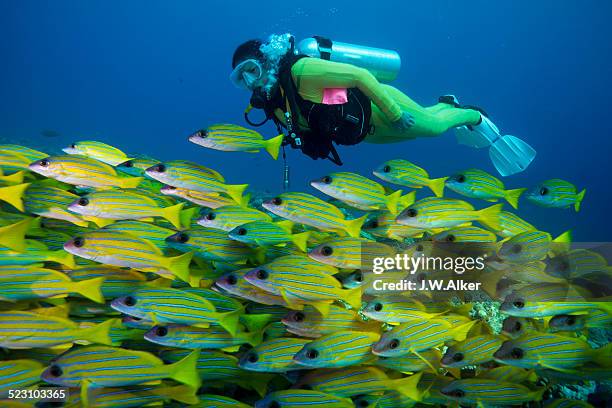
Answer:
392, 111, 415, 131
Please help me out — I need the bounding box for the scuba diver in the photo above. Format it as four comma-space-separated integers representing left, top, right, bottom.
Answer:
230, 33, 535, 177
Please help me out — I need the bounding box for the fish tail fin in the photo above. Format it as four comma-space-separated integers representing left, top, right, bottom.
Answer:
575, 189, 586, 212
398, 190, 416, 211
226, 184, 248, 203
243, 327, 265, 347
168, 349, 201, 390
0, 170, 25, 184
550, 230, 573, 256
344, 286, 363, 310
119, 176, 143, 189
72, 277, 105, 303
451, 320, 478, 342
391, 372, 423, 401
265, 134, 284, 160
81, 317, 116, 346
0, 182, 30, 211
591, 342, 612, 367
49, 250, 75, 268
161, 202, 185, 229
504, 188, 526, 209
531, 387, 547, 402
275, 219, 294, 233
345, 214, 367, 238
291, 232, 310, 252
218, 308, 243, 337
476, 203, 503, 231
165, 251, 193, 283
239, 192, 251, 207
0, 218, 31, 252
428, 177, 448, 197
385, 189, 402, 214
240, 313, 273, 334
179, 206, 199, 229
152, 385, 198, 405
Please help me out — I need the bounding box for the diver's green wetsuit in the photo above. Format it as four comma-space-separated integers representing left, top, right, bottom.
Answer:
277, 58, 482, 143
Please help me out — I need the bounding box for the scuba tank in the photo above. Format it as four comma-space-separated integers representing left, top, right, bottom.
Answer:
296, 36, 401, 83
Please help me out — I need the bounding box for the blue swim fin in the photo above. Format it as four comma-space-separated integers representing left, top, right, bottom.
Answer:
455, 116, 536, 176
489, 135, 536, 177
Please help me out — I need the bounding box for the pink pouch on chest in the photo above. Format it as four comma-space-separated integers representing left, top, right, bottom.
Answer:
322, 88, 348, 105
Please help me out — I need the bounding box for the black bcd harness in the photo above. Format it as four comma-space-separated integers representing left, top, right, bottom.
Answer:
244, 37, 373, 166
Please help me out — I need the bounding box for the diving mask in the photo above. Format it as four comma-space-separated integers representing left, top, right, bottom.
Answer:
230, 59, 263, 90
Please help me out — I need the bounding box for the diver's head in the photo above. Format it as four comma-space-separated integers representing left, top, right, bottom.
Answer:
230, 34, 293, 98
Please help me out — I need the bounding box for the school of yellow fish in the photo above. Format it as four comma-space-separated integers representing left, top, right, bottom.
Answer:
0, 127, 608, 408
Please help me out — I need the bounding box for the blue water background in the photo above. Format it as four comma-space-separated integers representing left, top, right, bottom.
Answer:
1, 0, 610, 241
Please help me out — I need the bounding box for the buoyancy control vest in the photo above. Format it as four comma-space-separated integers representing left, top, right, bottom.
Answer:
244, 37, 378, 166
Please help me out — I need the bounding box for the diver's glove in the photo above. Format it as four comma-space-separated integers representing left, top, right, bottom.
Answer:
392, 111, 415, 131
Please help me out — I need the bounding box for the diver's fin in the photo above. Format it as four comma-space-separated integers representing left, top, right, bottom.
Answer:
489, 135, 536, 177
455, 116, 500, 148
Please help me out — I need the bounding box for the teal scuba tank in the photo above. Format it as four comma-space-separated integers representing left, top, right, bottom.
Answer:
296, 36, 401, 82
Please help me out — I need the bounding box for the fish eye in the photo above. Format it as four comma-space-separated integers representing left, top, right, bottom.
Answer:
197, 130, 208, 138
152, 164, 166, 173
452, 352, 464, 362
405, 208, 417, 217
366, 220, 379, 229
558, 260, 569, 271
383, 165, 391, 173
73, 237, 85, 248
305, 349, 319, 359
373, 303, 383, 312
321, 246, 333, 256
322, 175, 332, 184
40, 158, 50, 167
514, 321, 522, 332
511, 347, 524, 359
226, 274, 238, 285
77, 197, 89, 206
354, 271, 363, 282
48, 365, 63, 377
122, 160, 133, 168
256, 269, 268, 280
456, 174, 466, 183
566, 316, 576, 325
272, 197, 283, 205
357, 399, 370, 408
70, 143, 76, 148
452, 389, 465, 398
247, 352, 259, 363
165, 185, 176, 190
540, 187, 549, 196
416, 244, 424, 252
176, 232, 189, 243
268, 401, 280, 408
124, 296, 137, 307
237, 227, 247, 236
445, 234, 456, 242
204, 212, 216, 221
513, 300, 525, 309
293, 312, 305, 322
389, 339, 400, 349
511, 244, 522, 254
155, 326, 168, 337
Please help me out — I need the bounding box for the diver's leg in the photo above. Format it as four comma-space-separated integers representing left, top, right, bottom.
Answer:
366, 85, 481, 143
